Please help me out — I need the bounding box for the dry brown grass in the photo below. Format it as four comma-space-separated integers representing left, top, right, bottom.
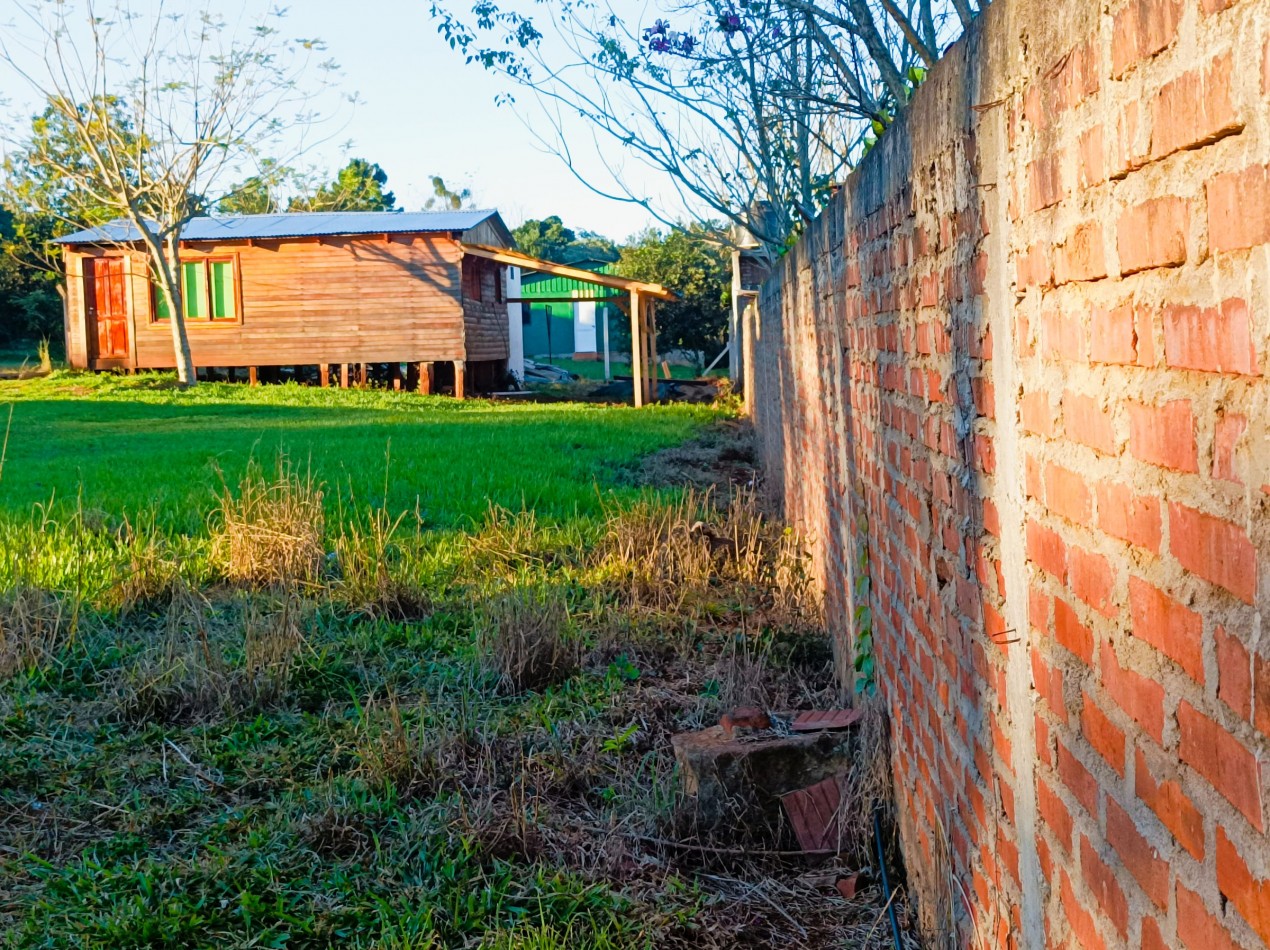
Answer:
596, 486, 821, 630
211, 457, 325, 587
330, 506, 430, 620
477, 586, 581, 694
0, 586, 73, 676
113, 586, 310, 723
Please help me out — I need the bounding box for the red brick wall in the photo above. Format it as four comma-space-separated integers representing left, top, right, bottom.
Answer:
746, 0, 1269, 945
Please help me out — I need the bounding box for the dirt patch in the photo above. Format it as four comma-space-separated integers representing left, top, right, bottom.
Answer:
621, 419, 760, 494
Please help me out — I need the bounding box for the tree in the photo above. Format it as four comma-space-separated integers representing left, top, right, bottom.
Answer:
432, 0, 970, 246
0, 98, 132, 345
424, 175, 473, 210
513, 215, 618, 264
618, 225, 730, 369
0, 2, 343, 385
290, 158, 397, 213
218, 160, 294, 215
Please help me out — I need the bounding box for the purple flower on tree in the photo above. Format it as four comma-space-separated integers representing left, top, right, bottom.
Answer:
643, 18, 670, 39
717, 11, 746, 34
677, 34, 697, 54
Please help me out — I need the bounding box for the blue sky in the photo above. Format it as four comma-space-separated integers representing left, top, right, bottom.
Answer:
1, 0, 667, 242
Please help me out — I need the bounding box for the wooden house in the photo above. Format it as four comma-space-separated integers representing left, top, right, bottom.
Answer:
57, 210, 675, 404
56, 210, 518, 394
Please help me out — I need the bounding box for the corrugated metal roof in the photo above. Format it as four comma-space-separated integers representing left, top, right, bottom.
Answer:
55, 210, 501, 244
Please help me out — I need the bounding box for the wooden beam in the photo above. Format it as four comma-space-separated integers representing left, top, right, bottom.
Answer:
461, 243, 675, 299
340, 363, 350, 389
248, 366, 258, 386
417, 361, 432, 395
454, 360, 466, 400
389, 362, 402, 391
319, 363, 330, 387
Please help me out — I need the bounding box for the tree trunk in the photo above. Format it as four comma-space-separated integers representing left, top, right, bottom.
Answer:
162, 233, 197, 386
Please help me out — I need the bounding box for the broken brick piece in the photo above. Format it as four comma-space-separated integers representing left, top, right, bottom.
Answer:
720, 706, 771, 738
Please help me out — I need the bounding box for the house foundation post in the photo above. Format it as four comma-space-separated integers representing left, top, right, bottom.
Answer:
340, 364, 350, 389
319, 364, 330, 387
454, 360, 467, 400
248, 366, 258, 386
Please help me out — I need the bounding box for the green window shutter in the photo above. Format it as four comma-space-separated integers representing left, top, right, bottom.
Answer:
210, 261, 235, 319
153, 273, 171, 320
183, 262, 207, 319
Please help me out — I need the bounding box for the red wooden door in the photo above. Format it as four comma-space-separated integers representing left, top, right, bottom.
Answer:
87, 257, 129, 359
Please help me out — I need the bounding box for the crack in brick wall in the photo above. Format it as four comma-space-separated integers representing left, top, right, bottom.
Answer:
745, 0, 1270, 944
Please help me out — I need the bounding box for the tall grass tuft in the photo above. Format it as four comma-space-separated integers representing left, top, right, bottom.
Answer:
478, 585, 580, 693
211, 456, 325, 587
0, 586, 73, 676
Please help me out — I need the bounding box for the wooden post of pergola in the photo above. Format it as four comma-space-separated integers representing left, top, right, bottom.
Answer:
629, 289, 644, 408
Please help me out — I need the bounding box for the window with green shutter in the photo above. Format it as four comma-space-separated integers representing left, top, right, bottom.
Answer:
209, 260, 235, 319
183, 262, 206, 319
151, 256, 239, 324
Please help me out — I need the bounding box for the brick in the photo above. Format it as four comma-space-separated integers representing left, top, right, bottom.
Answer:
1217, 826, 1270, 942
1020, 391, 1055, 436
1039, 778, 1074, 853
1117, 197, 1189, 273
1061, 868, 1109, 950
1163, 299, 1260, 375
1215, 626, 1270, 737
1016, 241, 1052, 288
1096, 482, 1162, 552
1055, 596, 1094, 662
1111, 0, 1182, 76
1081, 835, 1130, 937
1041, 307, 1085, 362
1169, 502, 1257, 603
1176, 882, 1241, 950
1070, 545, 1116, 617
1045, 462, 1093, 523
1140, 915, 1168, 950
1027, 519, 1068, 580
1054, 222, 1108, 284
1212, 414, 1247, 483
1102, 643, 1165, 741
1063, 391, 1117, 454
1135, 747, 1205, 859
1078, 126, 1106, 187
1089, 302, 1137, 364
1111, 102, 1147, 178
1058, 740, 1101, 818
1128, 577, 1203, 682
1028, 153, 1065, 211
1207, 164, 1270, 252
1106, 798, 1168, 907
1179, 701, 1263, 829
1128, 399, 1197, 472
1216, 625, 1252, 721
1150, 54, 1242, 160
1083, 692, 1127, 775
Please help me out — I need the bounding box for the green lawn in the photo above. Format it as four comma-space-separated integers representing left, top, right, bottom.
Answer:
1, 372, 719, 534
0, 373, 868, 949
533, 357, 726, 382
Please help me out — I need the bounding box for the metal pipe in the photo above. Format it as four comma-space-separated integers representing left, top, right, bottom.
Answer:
873, 805, 903, 950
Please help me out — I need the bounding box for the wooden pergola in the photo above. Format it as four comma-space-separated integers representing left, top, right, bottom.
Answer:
461, 243, 674, 408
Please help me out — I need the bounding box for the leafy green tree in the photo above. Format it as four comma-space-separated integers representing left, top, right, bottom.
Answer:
290, 158, 397, 212
1, 5, 340, 384
218, 160, 293, 215
513, 215, 617, 264
424, 175, 472, 210
0, 98, 132, 345
618, 224, 730, 370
